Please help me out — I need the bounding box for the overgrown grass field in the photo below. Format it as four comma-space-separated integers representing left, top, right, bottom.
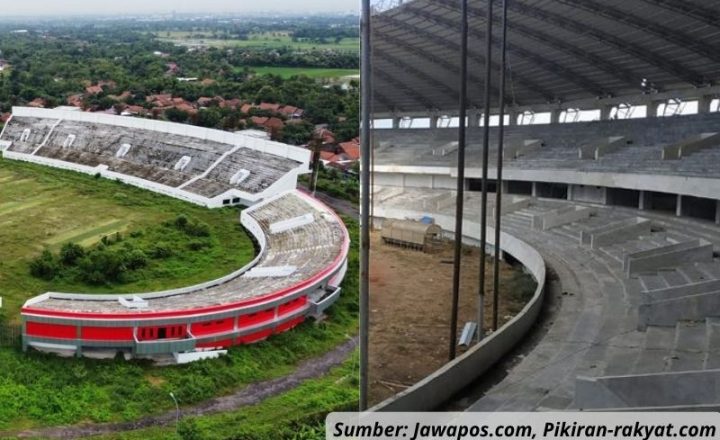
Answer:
0, 158, 254, 319
250, 66, 359, 79
154, 31, 359, 52
0, 157, 359, 434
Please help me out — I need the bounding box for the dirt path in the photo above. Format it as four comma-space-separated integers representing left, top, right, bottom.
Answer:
368, 232, 535, 405
9, 337, 357, 439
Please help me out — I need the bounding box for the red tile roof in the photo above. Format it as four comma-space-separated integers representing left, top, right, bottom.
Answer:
67, 94, 84, 107
85, 85, 103, 95
27, 98, 46, 108
251, 116, 269, 126
339, 141, 360, 160
264, 117, 285, 130
259, 102, 281, 112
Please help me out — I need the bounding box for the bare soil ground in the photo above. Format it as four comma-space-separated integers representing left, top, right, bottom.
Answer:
369, 232, 536, 405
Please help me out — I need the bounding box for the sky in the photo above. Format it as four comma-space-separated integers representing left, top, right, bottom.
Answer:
0, 0, 359, 16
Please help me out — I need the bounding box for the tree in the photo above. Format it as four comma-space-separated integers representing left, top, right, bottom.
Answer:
60, 242, 85, 266
165, 108, 190, 123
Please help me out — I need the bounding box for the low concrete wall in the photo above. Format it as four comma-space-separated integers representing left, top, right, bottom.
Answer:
370, 206, 546, 412
639, 290, 720, 328
625, 240, 713, 275
581, 217, 651, 249
504, 139, 541, 160
644, 278, 720, 302
576, 370, 720, 409
492, 197, 531, 219
532, 206, 594, 231
662, 133, 719, 160
578, 136, 625, 160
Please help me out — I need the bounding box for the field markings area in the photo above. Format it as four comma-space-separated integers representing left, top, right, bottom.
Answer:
43, 219, 130, 248
0, 160, 254, 319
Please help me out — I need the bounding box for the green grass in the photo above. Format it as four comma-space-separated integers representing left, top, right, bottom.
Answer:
153, 31, 359, 52
0, 158, 254, 320
86, 356, 358, 440
0, 157, 359, 433
249, 66, 359, 79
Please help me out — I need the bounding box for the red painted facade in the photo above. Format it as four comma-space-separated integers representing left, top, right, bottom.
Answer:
21, 192, 349, 359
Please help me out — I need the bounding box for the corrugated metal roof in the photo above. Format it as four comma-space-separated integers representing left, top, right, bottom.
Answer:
371, 0, 720, 113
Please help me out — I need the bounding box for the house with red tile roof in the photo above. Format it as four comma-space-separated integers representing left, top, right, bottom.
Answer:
279, 105, 305, 119
108, 91, 132, 102
315, 127, 336, 145
251, 116, 269, 126
66, 94, 84, 107
339, 139, 360, 161
259, 102, 281, 112
146, 94, 174, 107
85, 85, 104, 95
121, 105, 149, 116
197, 97, 214, 108
27, 98, 46, 108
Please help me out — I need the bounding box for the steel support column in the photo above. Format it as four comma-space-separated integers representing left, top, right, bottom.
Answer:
492, 0, 508, 332
449, 0, 469, 361
477, 0, 494, 342
359, 0, 371, 411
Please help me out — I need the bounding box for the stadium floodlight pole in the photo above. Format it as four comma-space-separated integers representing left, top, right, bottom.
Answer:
449, 0, 469, 361
492, 0, 508, 332
478, 0, 494, 342
359, 0, 372, 411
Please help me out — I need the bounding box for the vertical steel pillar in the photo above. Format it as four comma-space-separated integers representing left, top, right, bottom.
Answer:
492, 0, 507, 332
449, 0, 469, 361
359, 0, 371, 411
477, 0, 494, 341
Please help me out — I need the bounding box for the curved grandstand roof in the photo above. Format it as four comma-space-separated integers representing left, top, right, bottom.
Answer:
371, 0, 720, 113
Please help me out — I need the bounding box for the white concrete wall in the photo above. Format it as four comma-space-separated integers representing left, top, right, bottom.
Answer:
404, 174, 434, 189
372, 163, 720, 202
432, 175, 457, 190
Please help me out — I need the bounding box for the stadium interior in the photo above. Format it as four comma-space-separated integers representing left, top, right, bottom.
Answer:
367, 0, 720, 411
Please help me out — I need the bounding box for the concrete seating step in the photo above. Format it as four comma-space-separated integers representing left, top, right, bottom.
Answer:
677, 265, 709, 283
695, 262, 720, 280
669, 321, 706, 372
602, 332, 645, 376
660, 270, 688, 287
633, 325, 674, 374
705, 318, 720, 370
639, 274, 668, 291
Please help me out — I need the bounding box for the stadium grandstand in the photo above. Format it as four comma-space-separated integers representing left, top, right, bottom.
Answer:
363, 0, 720, 411
0, 107, 349, 364
0, 107, 309, 208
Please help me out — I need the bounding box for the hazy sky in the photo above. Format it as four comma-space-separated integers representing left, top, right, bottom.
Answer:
0, 0, 358, 16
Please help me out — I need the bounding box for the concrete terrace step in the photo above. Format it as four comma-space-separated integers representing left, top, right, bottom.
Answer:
639, 274, 668, 291
705, 318, 720, 370
660, 269, 691, 287
696, 261, 720, 280
669, 321, 707, 372
676, 264, 711, 283
633, 325, 674, 374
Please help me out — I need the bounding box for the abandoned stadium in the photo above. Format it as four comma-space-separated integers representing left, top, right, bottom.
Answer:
0, 107, 349, 364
